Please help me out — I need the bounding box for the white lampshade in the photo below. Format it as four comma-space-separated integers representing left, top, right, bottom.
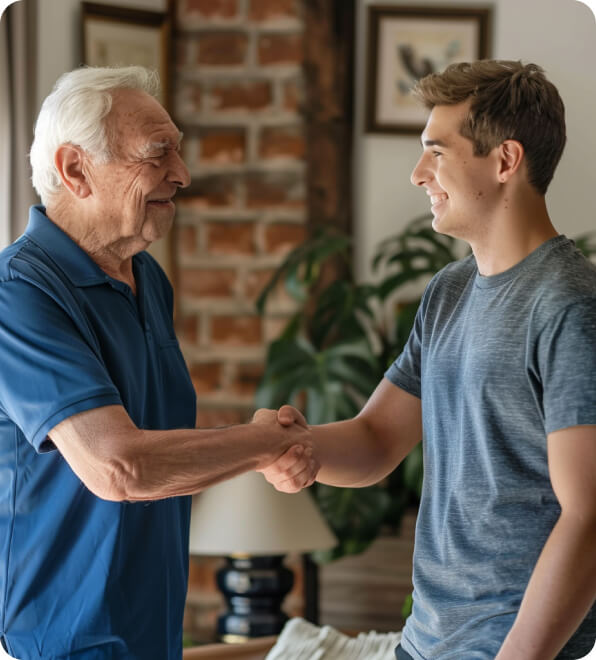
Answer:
189, 471, 337, 556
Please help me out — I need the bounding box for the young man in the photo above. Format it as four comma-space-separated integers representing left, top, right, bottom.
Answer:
264, 60, 596, 659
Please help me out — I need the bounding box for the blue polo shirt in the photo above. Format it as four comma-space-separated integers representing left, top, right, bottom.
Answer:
0, 206, 197, 659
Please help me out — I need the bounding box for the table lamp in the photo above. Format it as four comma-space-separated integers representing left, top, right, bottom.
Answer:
188, 471, 337, 642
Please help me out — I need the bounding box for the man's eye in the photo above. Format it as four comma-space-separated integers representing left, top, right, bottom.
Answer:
432, 151, 442, 158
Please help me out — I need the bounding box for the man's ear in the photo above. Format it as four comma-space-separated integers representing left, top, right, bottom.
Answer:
496, 139, 524, 184
54, 145, 92, 198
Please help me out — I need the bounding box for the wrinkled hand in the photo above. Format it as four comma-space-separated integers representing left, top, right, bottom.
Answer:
253, 406, 319, 493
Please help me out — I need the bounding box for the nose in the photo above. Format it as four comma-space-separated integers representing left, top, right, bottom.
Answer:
410, 153, 431, 188
168, 150, 191, 189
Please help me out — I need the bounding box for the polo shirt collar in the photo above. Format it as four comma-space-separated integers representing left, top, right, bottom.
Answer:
25, 205, 121, 287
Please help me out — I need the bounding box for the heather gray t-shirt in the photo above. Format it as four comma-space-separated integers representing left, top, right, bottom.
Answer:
386, 236, 596, 659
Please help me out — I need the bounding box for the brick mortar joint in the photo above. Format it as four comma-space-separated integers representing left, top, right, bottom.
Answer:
175, 70, 304, 82
178, 300, 300, 315
177, 115, 306, 130
175, 23, 305, 35
175, 209, 307, 222
181, 344, 268, 360
178, 255, 290, 267
185, 164, 307, 179
195, 392, 258, 405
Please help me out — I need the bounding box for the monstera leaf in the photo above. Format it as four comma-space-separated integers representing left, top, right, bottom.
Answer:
312, 483, 393, 562
256, 337, 379, 424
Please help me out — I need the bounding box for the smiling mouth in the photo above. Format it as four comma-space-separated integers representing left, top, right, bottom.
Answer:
147, 199, 174, 206
430, 194, 448, 206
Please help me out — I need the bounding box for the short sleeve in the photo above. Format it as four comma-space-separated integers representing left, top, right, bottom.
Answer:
0, 279, 122, 452
537, 298, 596, 433
385, 301, 424, 399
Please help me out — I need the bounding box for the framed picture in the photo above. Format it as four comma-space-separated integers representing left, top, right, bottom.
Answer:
82, 2, 175, 282
82, 2, 171, 108
365, 5, 491, 134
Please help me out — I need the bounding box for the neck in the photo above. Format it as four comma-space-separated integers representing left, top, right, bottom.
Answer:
468, 191, 558, 277
45, 197, 137, 294
90, 250, 137, 295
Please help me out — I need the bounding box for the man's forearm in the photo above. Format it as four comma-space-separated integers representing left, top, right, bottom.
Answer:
126, 423, 301, 500
50, 406, 314, 501
496, 512, 596, 660
311, 417, 414, 487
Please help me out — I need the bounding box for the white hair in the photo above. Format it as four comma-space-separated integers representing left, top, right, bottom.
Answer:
30, 66, 161, 205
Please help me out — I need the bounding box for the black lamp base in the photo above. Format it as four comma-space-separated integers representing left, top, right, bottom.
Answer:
216, 555, 294, 641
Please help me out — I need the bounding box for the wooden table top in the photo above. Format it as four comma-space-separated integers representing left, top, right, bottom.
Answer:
183, 636, 277, 660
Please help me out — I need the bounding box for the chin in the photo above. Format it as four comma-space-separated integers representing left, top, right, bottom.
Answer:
431, 214, 462, 241
143, 216, 174, 243
431, 214, 448, 235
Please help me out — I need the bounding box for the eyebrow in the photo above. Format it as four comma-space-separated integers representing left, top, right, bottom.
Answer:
140, 132, 184, 157
422, 138, 448, 148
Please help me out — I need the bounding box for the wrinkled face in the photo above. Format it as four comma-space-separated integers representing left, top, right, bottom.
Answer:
410, 101, 501, 241
83, 88, 190, 256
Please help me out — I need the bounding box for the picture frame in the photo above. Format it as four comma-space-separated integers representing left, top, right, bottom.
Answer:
82, 1, 175, 283
365, 5, 492, 135
82, 2, 171, 108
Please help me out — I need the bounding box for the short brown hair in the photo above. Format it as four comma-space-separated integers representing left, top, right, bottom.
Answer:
413, 60, 566, 195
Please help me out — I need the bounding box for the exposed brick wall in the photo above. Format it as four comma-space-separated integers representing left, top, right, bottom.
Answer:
172, 0, 356, 642
173, 0, 306, 428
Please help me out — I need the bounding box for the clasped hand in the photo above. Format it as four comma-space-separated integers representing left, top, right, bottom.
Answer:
252, 405, 319, 493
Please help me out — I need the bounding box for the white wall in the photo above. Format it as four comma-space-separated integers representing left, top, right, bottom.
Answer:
353, 0, 596, 280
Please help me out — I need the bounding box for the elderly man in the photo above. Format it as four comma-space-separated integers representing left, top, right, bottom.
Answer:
0, 66, 316, 659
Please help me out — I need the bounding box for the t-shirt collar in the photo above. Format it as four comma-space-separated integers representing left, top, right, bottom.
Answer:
474, 235, 570, 289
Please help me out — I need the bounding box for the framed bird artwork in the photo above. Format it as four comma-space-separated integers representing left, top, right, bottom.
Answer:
365, 5, 492, 134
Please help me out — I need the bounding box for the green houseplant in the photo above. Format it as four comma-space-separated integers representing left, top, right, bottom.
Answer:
256, 214, 596, 563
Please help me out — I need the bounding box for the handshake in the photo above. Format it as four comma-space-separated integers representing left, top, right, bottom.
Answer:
252, 404, 320, 494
